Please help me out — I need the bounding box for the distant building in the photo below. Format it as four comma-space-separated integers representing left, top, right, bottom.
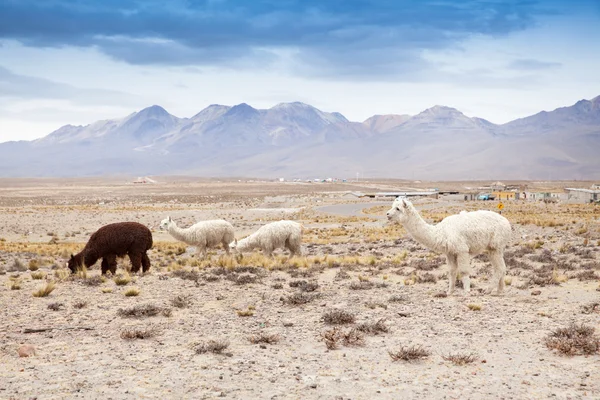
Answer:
490, 181, 506, 191
564, 188, 600, 204
492, 191, 517, 200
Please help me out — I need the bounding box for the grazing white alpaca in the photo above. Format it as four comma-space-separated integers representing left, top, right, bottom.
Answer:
230, 220, 304, 257
386, 198, 512, 295
159, 216, 235, 258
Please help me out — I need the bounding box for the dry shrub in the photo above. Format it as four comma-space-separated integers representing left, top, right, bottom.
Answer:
113, 273, 131, 286
28, 259, 41, 271
334, 270, 351, 281
237, 309, 254, 317
232, 274, 258, 285
388, 294, 406, 303
171, 294, 193, 308
349, 281, 375, 290
33, 281, 56, 297
117, 304, 172, 318
202, 274, 220, 282
409, 258, 440, 271
323, 309, 356, 325
575, 270, 598, 281
281, 292, 319, 305
171, 269, 200, 283
321, 327, 365, 349
271, 283, 284, 289
9, 259, 27, 272
529, 249, 554, 263
248, 333, 280, 344
289, 279, 307, 288
73, 300, 87, 309
194, 339, 230, 354
416, 272, 437, 283
467, 304, 482, 311
30, 271, 45, 280
365, 301, 388, 310
581, 302, 600, 314
356, 319, 389, 335
82, 275, 105, 286
388, 345, 431, 362
545, 323, 600, 356
120, 327, 159, 340
48, 302, 64, 311
442, 352, 478, 365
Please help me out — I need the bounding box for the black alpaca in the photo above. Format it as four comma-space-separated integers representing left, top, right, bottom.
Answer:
68, 222, 153, 274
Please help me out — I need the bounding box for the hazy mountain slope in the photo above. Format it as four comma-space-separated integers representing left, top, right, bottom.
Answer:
0, 97, 598, 179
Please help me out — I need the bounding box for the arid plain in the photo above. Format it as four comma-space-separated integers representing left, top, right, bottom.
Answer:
0, 177, 599, 399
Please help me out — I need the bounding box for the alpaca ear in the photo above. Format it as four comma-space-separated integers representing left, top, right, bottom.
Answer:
234, 239, 238, 245
70, 254, 74, 260
401, 198, 408, 208
168, 216, 172, 222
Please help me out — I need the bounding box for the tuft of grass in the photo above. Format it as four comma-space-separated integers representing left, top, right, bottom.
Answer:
171, 294, 193, 308
114, 272, 131, 286
581, 302, 599, 315
30, 271, 45, 280
47, 302, 64, 311
545, 323, 600, 356
442, 352, 479, 366
124, 287, 140, 297
117, 304, 172, 318
194, 339, 230, 354
323, 309, 356, 325
28, 259, 41, 271
388, 345, 431, 362
121, 327, 160, 340
54, 269, 70, 281
388, 294, 406, 303
356, 319, 389, 335
248, 333, 280, 345
101, 287, 113, 293
32, 281, 56, 297
73, 300, 88, 309
9, 280, 22, 290
467, 304, 482, 311
504, 276, 513, 286
237, 309, 254, 317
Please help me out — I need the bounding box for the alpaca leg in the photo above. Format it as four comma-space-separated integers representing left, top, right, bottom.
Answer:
141, 252, 151, 273
456, 253, 471, 293
487, 251, 507, 295
446, 254, 458, 295
103, 254, 117, 275
129, 252, 142, 273
196, 246, 206, 259
222, 241, 230, 255
101, 257, 110, 275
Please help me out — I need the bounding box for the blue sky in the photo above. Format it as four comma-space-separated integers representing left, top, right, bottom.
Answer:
0, 0, 599, 141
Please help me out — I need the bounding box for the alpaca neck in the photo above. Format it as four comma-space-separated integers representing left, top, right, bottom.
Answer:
403, 212, 439, 251
236, 235, 255, 252
167, 222, 189, 243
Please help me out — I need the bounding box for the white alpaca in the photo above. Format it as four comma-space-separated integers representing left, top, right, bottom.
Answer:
230, 220, 304, 257
159, 216, 235, 258
386, 198, 512, 295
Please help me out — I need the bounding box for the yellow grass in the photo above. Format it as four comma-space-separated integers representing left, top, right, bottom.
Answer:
124, 287, 140, 296
33, 281, 56, 297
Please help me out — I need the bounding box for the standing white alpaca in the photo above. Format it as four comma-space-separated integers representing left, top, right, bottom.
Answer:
159, 216, 235, 258
386, 198, 512, 295
230, 220, 304, 257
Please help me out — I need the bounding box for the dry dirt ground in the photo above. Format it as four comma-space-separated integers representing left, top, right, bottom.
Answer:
0, 178, 599, 400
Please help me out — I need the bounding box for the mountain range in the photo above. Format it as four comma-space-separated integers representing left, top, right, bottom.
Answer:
1, 96, 599, 180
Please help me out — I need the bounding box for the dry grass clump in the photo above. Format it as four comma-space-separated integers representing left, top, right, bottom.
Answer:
289, 280, 319, 292
388, 345, 431, 362
117, 304, 172, 318
28, 259, 41, 271
73, 300, 88, 309
237, 309, 255, 317
47, 302, 64, 311
334, 269, 351, 281
467, 304, 482, 311
113, 273, 131, 286
9, 259, 27, 272
442, 352, 479, 365
365, 301, 388, 310
356, 319, 389, 335
231, 274, 259, 285
101, 287, 113, 293
171, 294, 193, 308
121, 327, 160, 340
416, 272, 438, 283
9, 280, 22, 290
82, 275, 105, 286
323, 309, 356, 325
194, 339, 230, 354
248, 333, 280, 345
321, 327, 365, 349
124, 287, 141, 296
545, 323, 600, 356
575, 270, 598, 281
349, 280, 375, 290
281, 292, 319, 305
32, 281, 56, 297
54, 268, 70, 281
30, 271, 45, 280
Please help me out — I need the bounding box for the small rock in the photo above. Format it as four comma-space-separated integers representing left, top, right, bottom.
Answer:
18, 344, 36, 357
309, 384, 317, 389
283, 322, 294, 327
531, 290, 541, 296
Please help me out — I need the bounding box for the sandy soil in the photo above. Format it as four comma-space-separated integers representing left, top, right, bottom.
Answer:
0, 178, 599, 399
